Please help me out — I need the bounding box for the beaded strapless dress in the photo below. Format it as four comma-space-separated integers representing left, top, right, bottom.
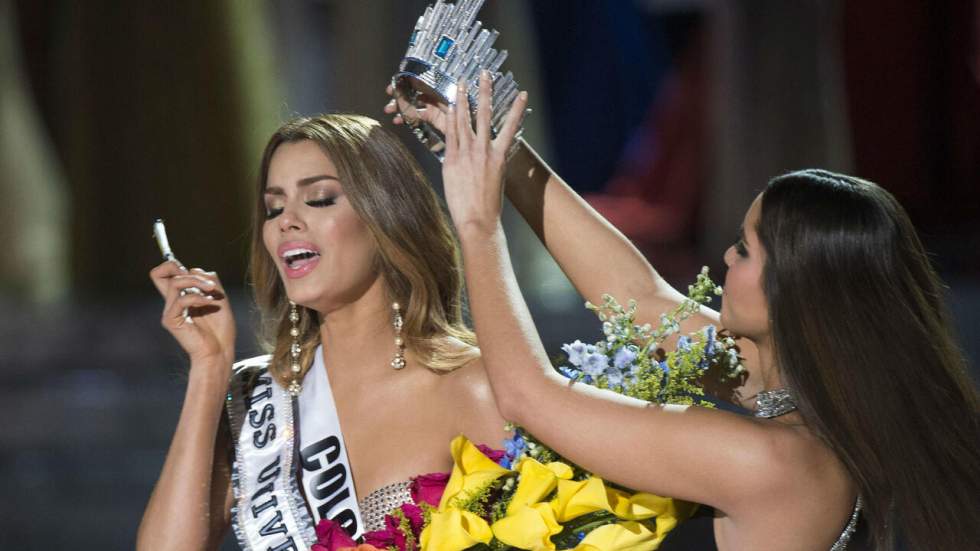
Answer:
357, 480, 414, 533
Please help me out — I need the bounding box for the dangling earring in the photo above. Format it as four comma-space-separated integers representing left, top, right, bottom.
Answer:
391, 301, 406, 370
287, 301, 303, 396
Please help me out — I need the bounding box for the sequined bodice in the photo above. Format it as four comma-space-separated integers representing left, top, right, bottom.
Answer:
357, 480, 413, 533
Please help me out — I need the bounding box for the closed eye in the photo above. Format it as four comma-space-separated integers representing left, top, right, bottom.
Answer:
734, 236, 748, 257
264, 197, 335, 219
306, 197, 336, 208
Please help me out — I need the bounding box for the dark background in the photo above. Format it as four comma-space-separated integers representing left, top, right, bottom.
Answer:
1, 1, 977, 548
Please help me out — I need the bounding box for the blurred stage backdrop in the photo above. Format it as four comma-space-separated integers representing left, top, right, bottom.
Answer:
1, 0, 978, 548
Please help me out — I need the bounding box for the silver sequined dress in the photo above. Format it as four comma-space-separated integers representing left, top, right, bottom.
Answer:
357, 480, 414, 533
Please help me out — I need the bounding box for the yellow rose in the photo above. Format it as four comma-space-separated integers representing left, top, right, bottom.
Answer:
492, 502, 563, 551
438, 435, 511, 511
420, 509, 493, 551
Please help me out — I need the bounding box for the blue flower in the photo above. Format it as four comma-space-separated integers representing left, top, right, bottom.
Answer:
703, 325, 717, 356
501, 432, 526, 468
561, 340, 589, 367
604, 365, 625, 387
558, 366, 579, 379
613, 345, 638, 371
657, 360, 669, 373
581, 351, 609, 378
677, 335, 692, 352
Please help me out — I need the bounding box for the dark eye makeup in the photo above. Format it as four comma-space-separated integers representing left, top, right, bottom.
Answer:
264, 196, 337, 220
734, 235, 748, 257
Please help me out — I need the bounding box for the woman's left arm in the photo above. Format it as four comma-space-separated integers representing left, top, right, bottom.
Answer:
443, 72, 783, 512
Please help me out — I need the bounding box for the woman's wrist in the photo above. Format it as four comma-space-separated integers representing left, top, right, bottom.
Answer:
456, 216, 504, 247
187, 356, 233, 392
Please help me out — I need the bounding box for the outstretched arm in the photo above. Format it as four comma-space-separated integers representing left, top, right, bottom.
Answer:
440, 73, 776, 513
502, 142, 710, 329
384, 84, 759, 404
502, 142, 759, 404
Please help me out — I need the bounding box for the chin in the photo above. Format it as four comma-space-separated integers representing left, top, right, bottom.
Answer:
281, 282, 322, 309
719, 307, 748, 338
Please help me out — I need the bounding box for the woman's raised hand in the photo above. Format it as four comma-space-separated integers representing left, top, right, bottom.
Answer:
149, 261, 236, 370
384, 83, 451, 133
441, 71, 527, 235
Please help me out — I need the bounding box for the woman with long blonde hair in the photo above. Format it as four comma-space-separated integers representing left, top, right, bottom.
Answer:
138, 114, 508, 550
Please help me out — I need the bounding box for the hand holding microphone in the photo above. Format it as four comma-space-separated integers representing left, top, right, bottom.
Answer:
149, 219, 236, 367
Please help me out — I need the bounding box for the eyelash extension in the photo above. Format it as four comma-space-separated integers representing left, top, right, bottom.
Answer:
734, 237, 748, 257
265, 197, 335, 220
306, 197, 336, 207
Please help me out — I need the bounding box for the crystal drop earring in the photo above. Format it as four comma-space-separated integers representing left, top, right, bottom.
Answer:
391, 302, 406, 370
287, 301, 303, 396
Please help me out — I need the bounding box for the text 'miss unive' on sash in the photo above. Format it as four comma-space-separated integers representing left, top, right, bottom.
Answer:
227, 345, 363, 551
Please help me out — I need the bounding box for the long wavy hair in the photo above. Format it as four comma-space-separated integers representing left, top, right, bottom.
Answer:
248, 114, 478, 387
757, 169, 979, 550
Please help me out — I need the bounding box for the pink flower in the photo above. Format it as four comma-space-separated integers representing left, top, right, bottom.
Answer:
399, 503, 424, 533
363, 525, 406, 550
476, 444, 506, 464
363, 503, 425, 551
410, 472, 450, 507
311, 518, 357, 551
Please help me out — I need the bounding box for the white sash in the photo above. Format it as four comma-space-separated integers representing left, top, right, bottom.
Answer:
297, 346, 364, 536
227, 346, 363, 551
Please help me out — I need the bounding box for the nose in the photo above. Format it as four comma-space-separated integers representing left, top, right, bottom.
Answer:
723, 245, 735, 267
277, 205, 306, 233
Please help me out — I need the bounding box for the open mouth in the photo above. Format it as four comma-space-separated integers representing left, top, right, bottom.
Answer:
282, 248, 321, 269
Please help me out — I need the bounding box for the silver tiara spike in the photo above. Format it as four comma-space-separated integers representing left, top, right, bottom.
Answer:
392, 0, 528, 160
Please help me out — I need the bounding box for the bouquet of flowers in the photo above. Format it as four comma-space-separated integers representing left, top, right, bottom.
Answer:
316, 268, 742, 551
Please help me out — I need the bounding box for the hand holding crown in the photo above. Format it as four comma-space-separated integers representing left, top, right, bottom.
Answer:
387, 0, 528, 161
441, 71, 527, 237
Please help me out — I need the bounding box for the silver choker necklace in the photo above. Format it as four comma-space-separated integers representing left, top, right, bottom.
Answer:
754, 388, 798, 418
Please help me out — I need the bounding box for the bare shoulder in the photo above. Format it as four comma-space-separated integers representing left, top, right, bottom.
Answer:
724, 419, 852, 513
439, 357, 495, 403
438, 357, 510, 445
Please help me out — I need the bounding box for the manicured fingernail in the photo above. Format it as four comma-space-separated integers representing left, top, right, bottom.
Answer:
481, 69, 489, 80
519, 91, 528, 100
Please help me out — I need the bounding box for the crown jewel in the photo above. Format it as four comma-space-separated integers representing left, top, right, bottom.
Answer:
392, 0, 527, 160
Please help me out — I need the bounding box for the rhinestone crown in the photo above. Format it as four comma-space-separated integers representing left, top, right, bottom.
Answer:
392, 0, 527, 160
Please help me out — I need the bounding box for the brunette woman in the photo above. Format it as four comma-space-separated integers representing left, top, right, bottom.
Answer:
408, 72, 979, 550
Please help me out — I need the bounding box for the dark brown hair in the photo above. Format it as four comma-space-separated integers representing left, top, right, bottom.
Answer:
758, 169, 979, 549
248, 114, 478, 386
